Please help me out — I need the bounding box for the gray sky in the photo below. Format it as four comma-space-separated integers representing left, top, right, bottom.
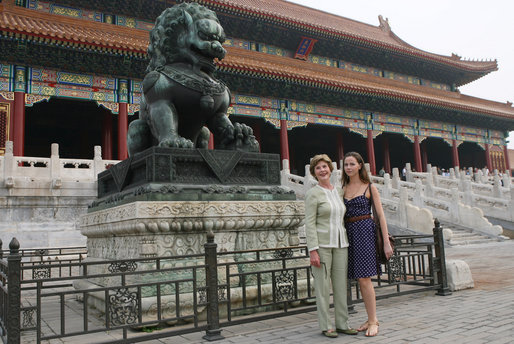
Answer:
287, 0, 514, 148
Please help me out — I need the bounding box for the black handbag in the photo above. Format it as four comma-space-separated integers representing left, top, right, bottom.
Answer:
369, 184, 395, 264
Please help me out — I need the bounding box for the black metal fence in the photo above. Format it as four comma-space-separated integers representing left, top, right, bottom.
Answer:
0, 221, 449, 344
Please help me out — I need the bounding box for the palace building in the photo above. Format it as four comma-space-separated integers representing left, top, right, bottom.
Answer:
1, 0, 513, 176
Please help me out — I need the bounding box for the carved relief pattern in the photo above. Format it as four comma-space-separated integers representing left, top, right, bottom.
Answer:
272, 248, 293, 259
22, 308, 36, 329
274, 270, 296, 301
108, 288, 139, 326
198, 285, 226, 305
108, 261, 138, 273
25, 94, 51, 106
32, 267, 51, 279
0, 91, 14, 100
82, 201, 304, 235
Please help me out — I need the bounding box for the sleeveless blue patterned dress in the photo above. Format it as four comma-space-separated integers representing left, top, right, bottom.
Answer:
344, 185, 381, 278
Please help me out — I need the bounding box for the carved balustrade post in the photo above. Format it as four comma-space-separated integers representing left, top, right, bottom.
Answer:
433, 220, 451, 296
203, 232, 224, 341
7, 238, 22, 344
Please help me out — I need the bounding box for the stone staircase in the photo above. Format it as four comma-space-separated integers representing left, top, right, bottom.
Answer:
440, 221, 505, 246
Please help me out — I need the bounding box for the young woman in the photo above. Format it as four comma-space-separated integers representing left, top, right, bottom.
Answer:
342, 152, 393, 337
304, 154, 357, 338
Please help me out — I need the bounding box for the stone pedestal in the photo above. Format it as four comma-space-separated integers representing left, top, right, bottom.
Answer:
76, 147, 307, 325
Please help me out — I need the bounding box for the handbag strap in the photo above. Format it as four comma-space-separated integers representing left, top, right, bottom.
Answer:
368, 183, 377, 216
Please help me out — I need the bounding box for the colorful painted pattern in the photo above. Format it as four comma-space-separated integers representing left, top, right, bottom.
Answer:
28, 68, 117, 90
26, 0, 153, 29
259, 44, 290, 57
309, 55, 337, 67
339, 61, 382, 77
0, 64, 11, 78
228, 93, 503, 144
27, 0, 103, 22
224, 38, 256, 51
0, 78, 10, 92
383, 71, 420, 85
420, 79, 451, 91
25, 94, 51, 107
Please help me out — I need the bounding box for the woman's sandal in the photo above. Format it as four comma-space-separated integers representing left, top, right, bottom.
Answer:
365, 321, 379, 337
321, 330, 338, 338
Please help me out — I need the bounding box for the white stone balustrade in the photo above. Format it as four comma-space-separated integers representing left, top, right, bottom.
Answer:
281, 159, 511, 237
0, 142, 119, 197
0, 141, 120, 248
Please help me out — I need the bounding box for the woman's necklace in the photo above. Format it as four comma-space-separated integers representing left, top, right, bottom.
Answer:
345, 183, 363, 199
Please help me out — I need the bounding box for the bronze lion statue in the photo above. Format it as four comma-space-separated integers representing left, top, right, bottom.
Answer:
127, 2, 259, 156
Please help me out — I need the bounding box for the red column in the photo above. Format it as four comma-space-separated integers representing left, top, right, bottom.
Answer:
504, 145, 511, 174
485, 144, 492, 172
421, 140, 428, 172
413, 135, 422, 173
451, 139, 460, 169
13, 91, 25, 156
13, 66, 26, 156
118, 103, 128, 160
279, 119, 290, 167
366, 129, 376, 175
383, 136, 391, 174
102, 112, 113, 160
208, 133, 214, 150
336, 131, 344, 168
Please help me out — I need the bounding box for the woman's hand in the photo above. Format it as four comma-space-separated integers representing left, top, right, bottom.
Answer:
384, 241, 394, 260
310, 250, 321, 267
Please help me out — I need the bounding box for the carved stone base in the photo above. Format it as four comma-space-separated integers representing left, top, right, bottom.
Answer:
78, 199, 306, 325
81, 200, 304, 257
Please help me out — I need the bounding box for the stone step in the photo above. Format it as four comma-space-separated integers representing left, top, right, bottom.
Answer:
450, 233, 487, 240
439, 221, 501, 246
450, 232, 478, 237
449, 238, 498, 246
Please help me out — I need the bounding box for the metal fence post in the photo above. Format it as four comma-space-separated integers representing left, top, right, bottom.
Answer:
203, 231, 224, 341
7, 238, 22, 344
433, 220, 452, 296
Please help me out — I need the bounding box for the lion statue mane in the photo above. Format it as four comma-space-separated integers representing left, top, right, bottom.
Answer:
127, 2, 259, 156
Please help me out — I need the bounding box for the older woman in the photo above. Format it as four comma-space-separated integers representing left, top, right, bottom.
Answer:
305, 154, 357, 338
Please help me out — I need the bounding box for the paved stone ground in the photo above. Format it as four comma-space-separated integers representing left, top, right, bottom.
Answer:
21, 241, 514, 343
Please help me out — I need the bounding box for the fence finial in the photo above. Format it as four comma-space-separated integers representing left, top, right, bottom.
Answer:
206, 230, 215, 243
9, 237, 20, 253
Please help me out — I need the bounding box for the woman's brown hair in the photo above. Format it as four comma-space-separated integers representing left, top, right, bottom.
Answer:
309, 154, 334, 180
341, 151, 370, 186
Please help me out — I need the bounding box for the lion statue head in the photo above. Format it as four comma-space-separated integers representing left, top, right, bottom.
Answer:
146, 2, 227, 74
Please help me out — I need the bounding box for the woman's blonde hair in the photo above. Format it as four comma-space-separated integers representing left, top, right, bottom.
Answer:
341, 151, 370, 186
309, 154, 334, 180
